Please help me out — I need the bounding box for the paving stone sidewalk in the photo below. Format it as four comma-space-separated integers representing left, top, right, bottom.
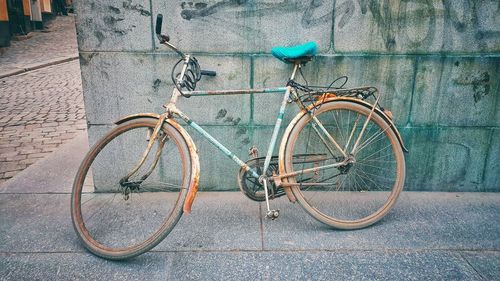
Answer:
0, 15, 85, 183
0, 15, 78, 78
0, 134, 499, 280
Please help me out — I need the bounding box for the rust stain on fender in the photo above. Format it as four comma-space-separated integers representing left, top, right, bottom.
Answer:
167, 120, 201, 214
278, 110, 302, 203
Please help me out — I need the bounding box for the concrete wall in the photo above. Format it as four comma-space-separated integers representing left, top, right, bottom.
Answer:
75, 0, 499, 192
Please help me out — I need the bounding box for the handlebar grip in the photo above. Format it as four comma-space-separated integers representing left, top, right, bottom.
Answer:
201, 70, 217, 77
155, 14, 163, 35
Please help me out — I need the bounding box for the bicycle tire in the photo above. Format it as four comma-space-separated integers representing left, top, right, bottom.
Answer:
283, 101, 405, 229
71, 118, 191, 260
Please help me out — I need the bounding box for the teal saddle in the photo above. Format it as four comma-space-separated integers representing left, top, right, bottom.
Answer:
271, 41, 318, 63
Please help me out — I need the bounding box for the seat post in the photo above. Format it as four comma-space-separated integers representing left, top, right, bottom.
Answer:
290, 63, 300, 81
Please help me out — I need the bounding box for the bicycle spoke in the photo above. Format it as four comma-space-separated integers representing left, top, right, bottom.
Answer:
351, 170, 362, 192
317, 171, 342, 182
85, 193, 117, 224
356, 168, 394, 182
355, 124, 392, 155
81, 193, 100, 206
355, 169, 393, 189
355, 162, 396, 173
357, 157, 395, 164
332, 109, 346, 146
312, 116, 347, 158
357, 143, 393, 163
336, 172, 350, 192
353, 170, 371, 191
344, 113, 361, 153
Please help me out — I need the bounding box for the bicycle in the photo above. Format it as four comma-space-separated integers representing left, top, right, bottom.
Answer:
71, 14, 408, 260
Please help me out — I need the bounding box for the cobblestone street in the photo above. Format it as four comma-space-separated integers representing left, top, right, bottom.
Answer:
0, 16, 78, 77
0, 16, 85, 183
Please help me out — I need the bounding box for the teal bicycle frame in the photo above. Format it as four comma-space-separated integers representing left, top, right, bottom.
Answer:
124, 53, 385, 217
162, 61, 303, 215
165, 60, 299, 182
160, 56, 365, 217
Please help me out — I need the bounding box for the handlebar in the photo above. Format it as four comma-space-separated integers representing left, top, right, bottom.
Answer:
155, 14, 162, 35
156, 14, 216, 97
155, 14, 170, 43
200, 70, 217, 77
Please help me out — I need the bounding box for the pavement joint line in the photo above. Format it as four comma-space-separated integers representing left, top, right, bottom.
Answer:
1, 249, 498, 255
0, 56, 79, 79
144, 248, 500, 254
0, 192, 73, 195
146, 248, 500, 254
458, 252, 487, 280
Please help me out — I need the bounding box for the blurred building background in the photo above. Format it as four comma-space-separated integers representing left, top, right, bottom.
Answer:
0, 0, 73, 47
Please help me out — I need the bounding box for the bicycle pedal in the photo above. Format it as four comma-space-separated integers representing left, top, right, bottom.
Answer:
266, 209, 280, 220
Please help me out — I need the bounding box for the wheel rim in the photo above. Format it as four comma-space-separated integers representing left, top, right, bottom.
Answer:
72, 120, 189, 256
285, 102, 405, 226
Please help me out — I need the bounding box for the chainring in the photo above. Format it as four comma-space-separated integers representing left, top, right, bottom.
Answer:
237, 156, 283, 202
237, 154, 331, 201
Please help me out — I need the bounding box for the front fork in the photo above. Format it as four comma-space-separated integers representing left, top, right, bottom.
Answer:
119, 113, 170, 199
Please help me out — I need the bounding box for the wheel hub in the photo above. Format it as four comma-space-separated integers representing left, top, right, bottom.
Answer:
119, 179, 142, 200
338, 155, 356, 174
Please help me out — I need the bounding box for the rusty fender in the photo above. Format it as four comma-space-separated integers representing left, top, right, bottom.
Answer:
277, 97, 408, 203
116, 113, 201, 214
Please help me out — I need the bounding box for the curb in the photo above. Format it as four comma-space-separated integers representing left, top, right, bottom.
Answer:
0, 131, 88, 193
0, 56, 79, 79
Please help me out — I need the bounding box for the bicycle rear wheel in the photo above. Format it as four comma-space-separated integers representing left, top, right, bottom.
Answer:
283, 101, 405, 229
71, 118, 191, 260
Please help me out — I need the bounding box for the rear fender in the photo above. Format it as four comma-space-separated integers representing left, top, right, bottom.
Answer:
115, 113, 200, 214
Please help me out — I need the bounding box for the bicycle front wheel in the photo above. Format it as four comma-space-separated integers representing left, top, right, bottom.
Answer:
283, 101, 405, 229
71, 118, 191, 260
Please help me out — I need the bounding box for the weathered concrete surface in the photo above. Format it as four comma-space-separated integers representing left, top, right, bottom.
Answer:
153, 1, 334, 53
262, 192, 500, 251
75, 0, 499, 191
411, 57, 499, 126
253, 55, 414, 126
79, 52, 251, 125
2, 251, 492, 281
79, 52, 173, 124
334, 0, 500, 53
484, 129, 500, 191
75, 0, 154, 52
402, 127, 492, 191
